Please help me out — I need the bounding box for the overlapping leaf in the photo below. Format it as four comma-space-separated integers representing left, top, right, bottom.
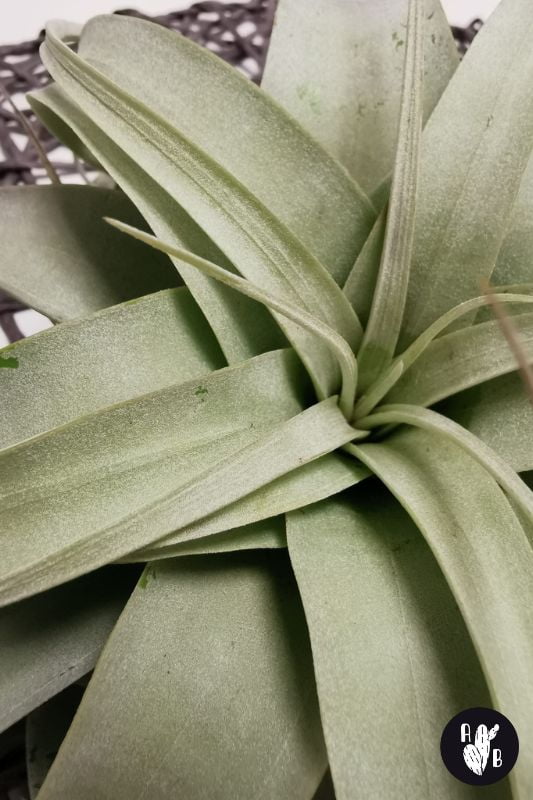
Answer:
0, 350, 356, 605
288, 486, 510, 800
353, 427, 533, 798
441, 373, 533, 473
30, 84, 282, 364
37, 552, 327, 800
0, 567, 137, 733
0, 186, 176, 320
0, 288, 223, 448
357, 0, 423, 391
397, 0, 533, 345
386, 312, 533, 406
39, 19, 366, 398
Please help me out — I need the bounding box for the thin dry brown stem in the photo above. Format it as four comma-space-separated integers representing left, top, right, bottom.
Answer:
0, 78, 60, 185
481, 278, 533, 407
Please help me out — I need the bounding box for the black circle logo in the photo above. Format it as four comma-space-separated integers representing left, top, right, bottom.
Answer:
440, 708, 519, 786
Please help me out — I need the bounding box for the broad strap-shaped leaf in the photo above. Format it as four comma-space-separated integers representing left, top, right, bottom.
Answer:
357, 0, 423, 391
0, 566, 137, 733
386, 312, 533, 407
287, 486, 510, 800
352, 426, 533, 798
73, 13, 375, 282
263, 0, 458, 195
132, 453, 369, 562
41, 21, 363, 401
441, 373, 533, 473
38, 552, 327, 800
358, 404, 533, 526
399, 0, 533, 347
26, 684, 83, 799
0, 354, 356, 605
30, 84, 283, 364
0, 185, 177, 320
0, 288, 223, 449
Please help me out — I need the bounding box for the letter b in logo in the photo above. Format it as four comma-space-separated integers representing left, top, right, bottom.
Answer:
441, 708, 518, 786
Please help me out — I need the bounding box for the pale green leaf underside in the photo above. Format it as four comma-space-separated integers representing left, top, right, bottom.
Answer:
0, 288, 223, 450
400, 0, 533, 346
0, 185, 176, 321
76, 13, 375, 282
288, 486, 510, 800
386, 312, 533, 407
38, 552, 327, 800
353, 427, 533, 798
263, 0, 458, 195
0, 567, 135, 733
30, 84, 283, 365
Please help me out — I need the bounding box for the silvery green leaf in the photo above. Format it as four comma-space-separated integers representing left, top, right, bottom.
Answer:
386, 312, 533, 406
30, 84, 283, 364
441, 373, 533, 473
0, 288, 223, 449
0, 567, 136, 733
41, 25, 363, 401
38, 552, 327, 800
359, 404, 533, 526
400, 0, 533, 347
288, 487, 509, 800
0, 353, 355, 605
263, 0, 458, 195
357, 0, 423, 391
132, 453, 369, 562
74, 13, 375, 282
353, 427, 533, 798
0, 186, 176, 320
106, 218, 359, 416
494, 154, 533, 288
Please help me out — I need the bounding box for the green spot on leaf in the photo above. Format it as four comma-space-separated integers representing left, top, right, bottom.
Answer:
139, 565, 157, 589
194, 385, 209, 398
0, 355, 19, 369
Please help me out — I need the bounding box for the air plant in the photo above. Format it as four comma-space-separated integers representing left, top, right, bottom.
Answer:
1, 0, 533, 798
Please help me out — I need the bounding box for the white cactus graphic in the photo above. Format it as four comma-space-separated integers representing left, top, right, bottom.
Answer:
463, 724, 499, 775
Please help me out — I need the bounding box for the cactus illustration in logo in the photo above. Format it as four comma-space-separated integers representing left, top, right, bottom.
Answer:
463, 725, 500, 775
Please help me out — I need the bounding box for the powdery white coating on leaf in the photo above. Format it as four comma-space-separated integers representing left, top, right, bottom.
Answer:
263, 0, 458, 195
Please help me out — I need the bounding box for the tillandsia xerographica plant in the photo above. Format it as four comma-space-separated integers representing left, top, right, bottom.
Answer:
1, 0, 533, 797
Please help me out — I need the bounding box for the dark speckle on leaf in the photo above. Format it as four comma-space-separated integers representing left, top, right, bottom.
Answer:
194, 385, 209, 397
0, 355, 19, 368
